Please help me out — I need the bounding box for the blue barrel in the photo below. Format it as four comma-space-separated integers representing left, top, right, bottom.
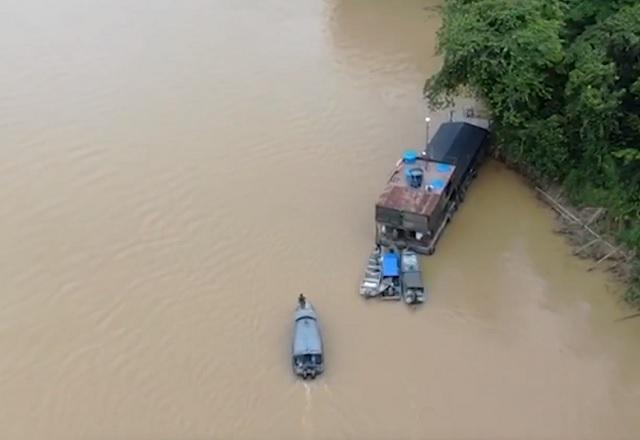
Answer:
405, 167, 424, 188
403, 150, 418, 164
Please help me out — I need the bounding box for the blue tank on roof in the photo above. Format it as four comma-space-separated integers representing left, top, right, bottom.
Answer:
405, 167, 424, 188
403, 150, 418, 164
429, 178, 445, 191
403, 150, 423, 188
435, 163, 453, 173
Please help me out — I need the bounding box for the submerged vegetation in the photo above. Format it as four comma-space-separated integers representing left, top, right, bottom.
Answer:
425, 0, 640, 305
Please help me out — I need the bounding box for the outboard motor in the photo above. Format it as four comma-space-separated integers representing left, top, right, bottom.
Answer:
403, 150, 423, 188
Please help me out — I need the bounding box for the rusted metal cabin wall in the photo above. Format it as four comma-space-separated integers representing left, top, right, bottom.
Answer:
375, 206, 430, 232
402, 212, 429, 232
375, 206, 402, 227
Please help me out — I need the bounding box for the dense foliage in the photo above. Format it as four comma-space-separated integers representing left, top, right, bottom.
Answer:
426, 0, 640, 302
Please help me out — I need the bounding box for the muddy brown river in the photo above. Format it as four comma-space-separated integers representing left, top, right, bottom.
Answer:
1, 0, 639, 439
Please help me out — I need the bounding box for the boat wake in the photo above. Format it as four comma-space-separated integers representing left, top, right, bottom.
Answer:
301, 382, 313, 436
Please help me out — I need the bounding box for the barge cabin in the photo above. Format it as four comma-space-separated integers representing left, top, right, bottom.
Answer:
375, 121, 490, 255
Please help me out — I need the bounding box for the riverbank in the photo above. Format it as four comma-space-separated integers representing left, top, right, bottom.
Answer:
492, 149, 639, 308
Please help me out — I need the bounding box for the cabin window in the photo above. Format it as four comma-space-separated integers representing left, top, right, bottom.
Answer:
296, 354, 322, 364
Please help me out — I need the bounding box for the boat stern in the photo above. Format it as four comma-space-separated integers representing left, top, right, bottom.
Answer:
293, 354, 324, 380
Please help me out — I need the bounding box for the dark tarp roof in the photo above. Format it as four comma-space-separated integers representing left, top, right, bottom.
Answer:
426, 122, 489, 177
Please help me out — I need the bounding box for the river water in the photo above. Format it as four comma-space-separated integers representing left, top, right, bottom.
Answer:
1, 1, 639, 439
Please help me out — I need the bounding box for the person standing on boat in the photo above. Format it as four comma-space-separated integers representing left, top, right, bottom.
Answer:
298, 293, 306, 307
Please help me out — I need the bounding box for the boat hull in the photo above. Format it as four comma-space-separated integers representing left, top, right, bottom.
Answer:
292, 301, 324, 379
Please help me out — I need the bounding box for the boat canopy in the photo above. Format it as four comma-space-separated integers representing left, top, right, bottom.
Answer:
293, 318, 322, 355
382, 252, 399, 277
402, 271, 423, 289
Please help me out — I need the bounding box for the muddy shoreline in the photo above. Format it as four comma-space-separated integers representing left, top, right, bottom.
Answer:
492, 150, 638, 307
